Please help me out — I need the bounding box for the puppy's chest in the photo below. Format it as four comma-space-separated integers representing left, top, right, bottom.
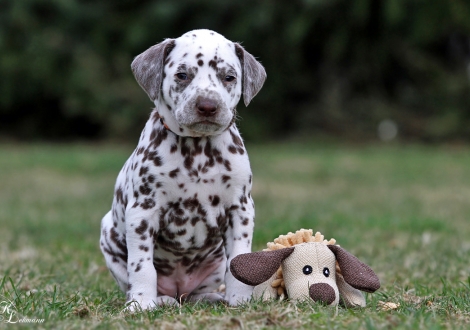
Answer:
134, 135, 249, 251
153, 171, 234, 253
156, 143, 246, 203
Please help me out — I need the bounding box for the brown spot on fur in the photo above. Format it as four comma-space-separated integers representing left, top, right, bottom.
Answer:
139, 167, 149, 176
139, 184, 151, 195
169, 168, 180, 178
208, 60, 218, 71
223, 159, 232, 171
135, 219, 149, 235
210, 195, 220, 207
141, 198, 155, 209
230, 130, 244, 147
191, 216, 200, 226
139, 245, 149, 252
109, 227, 127, 254
151, 129, 168, 149
115, 187, 127, 206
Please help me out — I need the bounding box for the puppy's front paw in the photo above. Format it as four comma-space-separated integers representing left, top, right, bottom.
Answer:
188, 292, 224, 303
123, 300, 156, 313
225, 279, 253, 306
123, 295, 179, 313
226, 293, 252, 306
154, 295, 180, 306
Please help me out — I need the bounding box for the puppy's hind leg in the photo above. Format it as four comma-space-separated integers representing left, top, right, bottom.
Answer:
100, 211, 128, 292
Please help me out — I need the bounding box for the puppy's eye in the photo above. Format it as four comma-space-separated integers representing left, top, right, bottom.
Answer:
302, 265, 313, 275
323, 267, 330, 277
224, 75, 236, 82
176, 73, 188, 80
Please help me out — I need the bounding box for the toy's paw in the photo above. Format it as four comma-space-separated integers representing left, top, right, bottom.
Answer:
253, 285, 279, 301
123, 295, 179, 313
253, 274, 279, 301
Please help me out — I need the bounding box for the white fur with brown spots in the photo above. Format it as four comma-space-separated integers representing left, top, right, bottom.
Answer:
100, 29, 266, 311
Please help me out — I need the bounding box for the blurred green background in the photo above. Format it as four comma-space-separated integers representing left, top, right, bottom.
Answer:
1, 0, 470, 142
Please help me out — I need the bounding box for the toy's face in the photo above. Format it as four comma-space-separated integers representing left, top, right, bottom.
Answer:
282, 243, 339, 305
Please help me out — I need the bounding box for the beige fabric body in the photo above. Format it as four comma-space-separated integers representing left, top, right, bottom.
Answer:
253, 273, 278, 300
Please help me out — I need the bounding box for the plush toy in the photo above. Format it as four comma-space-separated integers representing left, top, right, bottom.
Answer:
230, 229, 380, 307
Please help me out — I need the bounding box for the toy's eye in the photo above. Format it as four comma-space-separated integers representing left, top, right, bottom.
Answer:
224, 75, 236, 82
323, 267, 330, 277
176, 73, 188, 80
302, 265, 313, 275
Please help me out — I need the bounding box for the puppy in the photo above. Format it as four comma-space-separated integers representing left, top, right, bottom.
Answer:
100, 29, 266, 310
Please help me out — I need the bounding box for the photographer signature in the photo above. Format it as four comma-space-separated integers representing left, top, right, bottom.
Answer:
0, 300, 19, 324
0, 300, 45, 324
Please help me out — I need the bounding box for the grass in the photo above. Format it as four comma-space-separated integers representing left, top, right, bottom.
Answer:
0, 141, 469, 329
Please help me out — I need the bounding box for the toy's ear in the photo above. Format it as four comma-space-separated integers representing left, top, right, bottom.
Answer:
327, 245, 380, 293
131, 39, 176, 101
234, 43, 267, 106
230, 248, 294, 286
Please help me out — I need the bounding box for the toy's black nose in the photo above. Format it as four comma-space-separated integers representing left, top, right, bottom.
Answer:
309, 283, 336, 305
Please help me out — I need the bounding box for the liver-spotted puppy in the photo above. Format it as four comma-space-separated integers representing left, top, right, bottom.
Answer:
100, 29, 266, 310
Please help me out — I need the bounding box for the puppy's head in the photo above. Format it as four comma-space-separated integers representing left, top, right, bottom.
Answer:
131, 29, 266, 137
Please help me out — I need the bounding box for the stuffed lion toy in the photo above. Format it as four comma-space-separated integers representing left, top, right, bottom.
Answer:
230, 229, 380, 307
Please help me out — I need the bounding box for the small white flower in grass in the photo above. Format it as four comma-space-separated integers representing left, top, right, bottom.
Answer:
378, 301, 400, 311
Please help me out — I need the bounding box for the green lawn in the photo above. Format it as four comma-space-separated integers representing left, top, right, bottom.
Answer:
1, 142, 469, 329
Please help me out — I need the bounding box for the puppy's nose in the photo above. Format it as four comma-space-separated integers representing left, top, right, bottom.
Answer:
196, 98, 218, 117
309, 283, 336, 305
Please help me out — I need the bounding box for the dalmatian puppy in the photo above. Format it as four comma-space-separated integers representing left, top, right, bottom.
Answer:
100, 29, 266, 311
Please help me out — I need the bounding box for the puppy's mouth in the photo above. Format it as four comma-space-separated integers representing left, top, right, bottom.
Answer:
187, 121, 223, 134
200, 120, 217, 125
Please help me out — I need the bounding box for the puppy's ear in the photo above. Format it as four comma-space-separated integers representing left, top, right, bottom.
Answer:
234, 43, 267, 107
131, 39, 176, 101
327, 245, 380, 293
230, 248, 294, 286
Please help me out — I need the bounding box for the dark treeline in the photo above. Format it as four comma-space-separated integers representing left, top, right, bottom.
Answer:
1, 0, 470, 142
